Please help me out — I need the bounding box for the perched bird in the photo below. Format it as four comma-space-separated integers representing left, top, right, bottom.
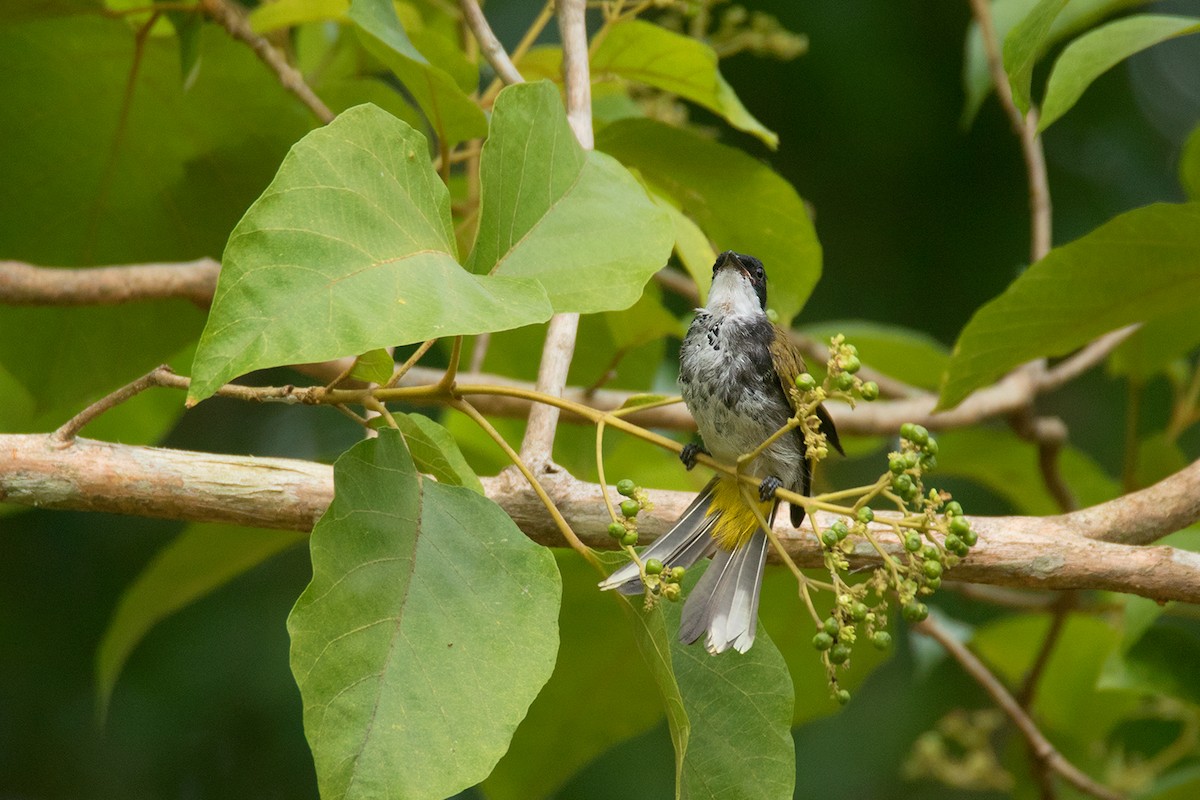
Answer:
599, 250, 841, 654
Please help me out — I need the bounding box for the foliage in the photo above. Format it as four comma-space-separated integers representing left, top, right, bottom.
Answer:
4, 1, 1200, 800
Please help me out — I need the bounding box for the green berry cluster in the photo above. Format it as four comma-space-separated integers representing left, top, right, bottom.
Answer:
810, 589, 894, 704
609, 478, 684, 605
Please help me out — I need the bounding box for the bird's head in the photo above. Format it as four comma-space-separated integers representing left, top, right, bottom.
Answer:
707, 250, 767, 316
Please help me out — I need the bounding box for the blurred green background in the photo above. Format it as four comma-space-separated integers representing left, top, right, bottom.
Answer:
2, 1, 1199, 798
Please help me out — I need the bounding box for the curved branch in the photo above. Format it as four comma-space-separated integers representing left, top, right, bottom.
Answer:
4, 434, 1200, 604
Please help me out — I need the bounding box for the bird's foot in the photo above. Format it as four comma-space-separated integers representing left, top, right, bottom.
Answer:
759, 475, 783, 503
680, 442, 707, 471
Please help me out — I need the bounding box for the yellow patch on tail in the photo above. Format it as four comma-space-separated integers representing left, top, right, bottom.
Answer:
705, 476, 773, 551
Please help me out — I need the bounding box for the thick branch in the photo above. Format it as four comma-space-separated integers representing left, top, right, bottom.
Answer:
4, 435, 1200, 604
1060, 456, 1200, 545
0, 259, 219, 307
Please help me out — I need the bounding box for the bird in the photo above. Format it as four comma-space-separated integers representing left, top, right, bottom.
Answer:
599, 250, 841, 654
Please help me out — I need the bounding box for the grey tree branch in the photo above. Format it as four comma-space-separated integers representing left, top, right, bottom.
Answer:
518, 0, 592, 464
460, 0, 524, 85
4, 434, 1200, 605
0, 259, 219, 307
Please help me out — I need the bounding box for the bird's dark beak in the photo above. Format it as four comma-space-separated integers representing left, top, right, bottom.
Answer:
714, 250, 749, 277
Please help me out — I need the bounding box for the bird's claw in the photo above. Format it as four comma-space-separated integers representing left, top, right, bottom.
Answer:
680, 442, 707, 470
759, 475, 783, 503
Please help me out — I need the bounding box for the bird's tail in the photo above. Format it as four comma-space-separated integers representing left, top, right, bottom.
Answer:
598, 475, 774, 654
598, 476, 722, 595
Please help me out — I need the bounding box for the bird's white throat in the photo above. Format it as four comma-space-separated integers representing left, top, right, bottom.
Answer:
706, 268, 762, 318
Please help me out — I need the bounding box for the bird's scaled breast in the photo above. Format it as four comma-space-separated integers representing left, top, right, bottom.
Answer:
679, 315, 792, 468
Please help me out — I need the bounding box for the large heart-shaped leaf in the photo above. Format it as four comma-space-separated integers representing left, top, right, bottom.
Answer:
188, 104, 553, 402
288, 429, 561, 800
465, 81, 673, 314
938, 202, 1200, 409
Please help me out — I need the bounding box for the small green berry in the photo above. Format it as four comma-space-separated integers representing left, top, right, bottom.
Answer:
821, 529, 839, 548
902, 601, 929, 622
822, 617, 840, 637
621, 530, 638, 547
795, 373, 817, 392
892, 474, 914, 495
944, 501, 964, 516
843, 354, 861, 374
923, 438, 939, 455
944, 533, 964, 553
904, 533, 923, 552
831, 520, 850, 540
961, 528, 978, 547
856, 507, 874, 524
829, 643, 852, 664
925, 576, 942, 590
900, 422, 917, 440
871, 631, 892, 650
909, 425, 929, 446
616, 478, 637, 497
607, 522, 626, 540
845, 344, 858, 356
920, 454, 938, 472
922, 545, 940, 561
645, 558, 664, 575
949, 516, 971, 537
923, 560, 943, 579
860, 380, 879, 400
671, 566, 687, 580
836, 688, 852, 705
812, 631, 834, 651
765, 308, 779, 323
663, 583, 681, 601
620, 499, 640, 518
850, 602, 869, 622
834, 372, 855, 391
889, 455, 907, 475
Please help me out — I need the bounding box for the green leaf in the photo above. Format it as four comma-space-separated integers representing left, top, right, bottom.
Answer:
347, 348, 394, 385
598, 118, 821, 327
797, 320, 950, 391
482, 553, 662, 800
592, 20, 777, 148
1099, 623, 1200, 706
188, 104, 553, 403
393, 412, 484, 493
348, 0, 487, 145
0, 18, 311, 419
1182, 124, 1200, 201
604, 286, 685, 352
288, 429, 561, 800
960, 0, 1148, 126
933, 427, 1117, 515
0, 0, 101, 22
96, 524, 305, 720
1106, 302, 1200, 381
671, 568, 795, 799
649, 189, 717, 307
250, 0, 348, 33
626, 564, 795, 800
938, 202, 1200, 410
1039, 15, 1200, 131
1003, 0, 1070, 114
465, 82, 674, 314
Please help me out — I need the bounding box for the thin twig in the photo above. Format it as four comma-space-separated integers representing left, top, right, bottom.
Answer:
460, 0, 524, 85
199, 0, 334, 125
49, 366, 176, 447
914, 617, 1125, 800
